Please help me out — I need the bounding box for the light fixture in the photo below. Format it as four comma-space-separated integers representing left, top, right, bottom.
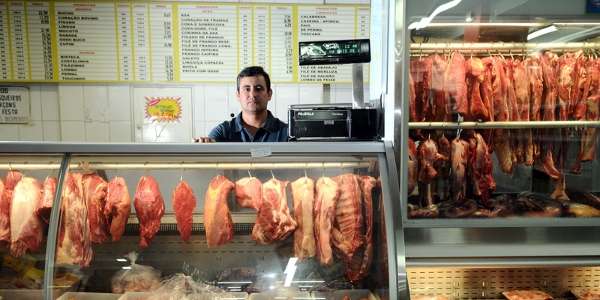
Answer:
527, 25, 558, 40
116, 258, 127, 262
121, 266, 132, 270
283, 257, 298, 287
408, 0, 462, 30
465, 11, 473, 22
263, 273, 277, 279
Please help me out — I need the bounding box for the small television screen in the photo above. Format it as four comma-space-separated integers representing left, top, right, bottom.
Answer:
299, 39, 370, 66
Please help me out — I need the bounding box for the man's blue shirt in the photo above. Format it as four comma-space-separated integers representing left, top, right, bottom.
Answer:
208, 110, 288, 142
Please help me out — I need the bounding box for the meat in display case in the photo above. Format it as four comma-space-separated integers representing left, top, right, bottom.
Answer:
393, 0, 600, 299
0, 142, 399, 300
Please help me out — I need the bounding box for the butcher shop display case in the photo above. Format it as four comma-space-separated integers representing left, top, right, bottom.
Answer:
392, 0, 600, 299
0, 142, 401, 300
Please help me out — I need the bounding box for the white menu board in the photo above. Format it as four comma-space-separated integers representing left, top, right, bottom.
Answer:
238, 6, 252, 69
117, 2, 132, 81
254, 6, 269, 71
270, 6, 293, 82
9, 1, 29, 80
150, 4, 174, 82
0, 4, 10, 80
55, 2, 117, 81
27, 2, 53, 81
132, 3, 150, 81
298, 6, 356, 83
178, 5, 237, 81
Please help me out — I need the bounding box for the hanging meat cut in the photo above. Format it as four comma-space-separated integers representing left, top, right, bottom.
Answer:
104, 177, 131, 242
332, 173, 363, 263
56, 173, 93, 267
172, 180, 196, 242
204, 175, 234, 247
82, 174, 109, 244
0, 171, 22, 244
451, 138, 470, 203
407, 138, 418, 196
252, 178, 296, 244
469, 133, 496, 207
314, 176, 339, 266
10, 177, 43, 257
235, 177, 262, 210
134, 176, 165, 248
291, 177, 316, 259
36, 176, 57, 224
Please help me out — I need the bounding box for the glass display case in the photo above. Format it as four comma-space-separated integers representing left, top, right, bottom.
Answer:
393, 0, 600, 299
0, 142, 400, 300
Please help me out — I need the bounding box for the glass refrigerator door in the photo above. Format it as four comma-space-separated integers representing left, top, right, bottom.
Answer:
0, 154, 63, 299
50, 152, 391, 299
404, 0, 600, 222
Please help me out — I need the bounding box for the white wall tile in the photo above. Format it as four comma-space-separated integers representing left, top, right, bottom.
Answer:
192, 85, 206, 125
271, 84, 298, 117
0, 125, 20, 141
58, 86, 84, 121
84, 86, 109, 122
61, 121, 85, 142
204, 84, 230, 122
193, 120, 205, 138
333, 84, 353, 104
18, 121, 43, 141
40, 85, 59, 121
110, 121, 133, 142
108, 86, 132, 121
298, 84, 322, 105
85, 121, 110, 142
42, 121, 60, 141
28, 86, 42, 121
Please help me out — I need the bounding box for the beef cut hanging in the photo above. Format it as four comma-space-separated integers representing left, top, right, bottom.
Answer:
204, 175, 234, 247
291, 177, 315, 259
36, 176, 57, 224
332, 173, 363, 263
172, 180, 196, 242
10, 177, 43, 257
104, 177, 131, 242
314, 176, 339, 266
252, 178, 297, 244
82, 174, 109, 244
56, 173, 93, 267
134, 176, 165, 248
0, 171, 22, 244
235, 177, 262, 210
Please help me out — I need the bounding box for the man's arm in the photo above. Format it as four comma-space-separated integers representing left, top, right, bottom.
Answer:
193, 123, 225, 143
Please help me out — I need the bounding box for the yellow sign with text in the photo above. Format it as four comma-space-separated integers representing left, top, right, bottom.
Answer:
144, 97, 182, 122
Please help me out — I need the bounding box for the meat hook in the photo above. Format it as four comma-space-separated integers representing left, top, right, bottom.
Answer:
180, 164, 184, 181
270, 169, 275, 180
247, 169, 252, 178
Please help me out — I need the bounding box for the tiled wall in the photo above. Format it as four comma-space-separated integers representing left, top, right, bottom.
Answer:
0, 83, 367, 142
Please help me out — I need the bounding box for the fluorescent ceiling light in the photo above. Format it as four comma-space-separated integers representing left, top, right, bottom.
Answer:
422, 22, 545, 27
408, 0, 462, 30
527, 25, 558, 40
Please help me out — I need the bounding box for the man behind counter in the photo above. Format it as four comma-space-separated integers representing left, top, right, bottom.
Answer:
194, 66, 288, 143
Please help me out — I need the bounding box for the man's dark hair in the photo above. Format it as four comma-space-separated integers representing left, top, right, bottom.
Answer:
236, 66, 271, 92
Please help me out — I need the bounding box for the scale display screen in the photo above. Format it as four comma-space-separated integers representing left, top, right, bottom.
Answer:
299, 39, 370, 65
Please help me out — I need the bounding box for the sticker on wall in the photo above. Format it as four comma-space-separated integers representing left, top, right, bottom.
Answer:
0, 87, 30, 124
145, 96, 183, 122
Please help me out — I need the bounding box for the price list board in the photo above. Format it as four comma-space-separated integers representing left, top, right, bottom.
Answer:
0, 2, 368, 83
9, 1, 29, 80
55, 2, 117, 81
27, 2, 53, 81
270, 6, 294, 82
0, 4, 10, 80
178, 4, 237, 81
298, 6, 357, 83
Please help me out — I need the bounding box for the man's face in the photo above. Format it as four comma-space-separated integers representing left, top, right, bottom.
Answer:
236, 75, 272, 114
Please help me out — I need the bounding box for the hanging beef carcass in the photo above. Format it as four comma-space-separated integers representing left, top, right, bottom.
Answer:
252, 178, 296, 244
408, 138, 418, 196
572, 58, 600, 173
332, 173, 364, 262
467, 57, 490, 121
204, 175, 234, 247
417, 138, 448, 208
235, 177, 262, 210
0, 171, 22, 245
446, 52, 469, 118
104, 177, 131, 242
82, 174, 109, 244
172, 180, 197, 242
291, 177, 316, 259
469, 133, 496, 207
314, 176, 339, 266
431, 54, 449, 121
36, 176, 57, 224
56, 173, 93, 267
134, 176, 165, 248
10, 177, 43, 257
451, 137, 470, 203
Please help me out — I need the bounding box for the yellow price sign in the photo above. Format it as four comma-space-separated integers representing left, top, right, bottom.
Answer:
144, 97, 182, 122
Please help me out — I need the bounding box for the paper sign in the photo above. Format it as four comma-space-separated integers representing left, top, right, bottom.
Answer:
144, 96, 182, 122
0, 86, 29, 123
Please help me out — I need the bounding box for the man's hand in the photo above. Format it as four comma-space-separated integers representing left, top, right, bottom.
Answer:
193, 137, 216, 143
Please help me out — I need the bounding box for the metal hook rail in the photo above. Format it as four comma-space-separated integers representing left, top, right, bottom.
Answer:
409, 120, 600, 130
